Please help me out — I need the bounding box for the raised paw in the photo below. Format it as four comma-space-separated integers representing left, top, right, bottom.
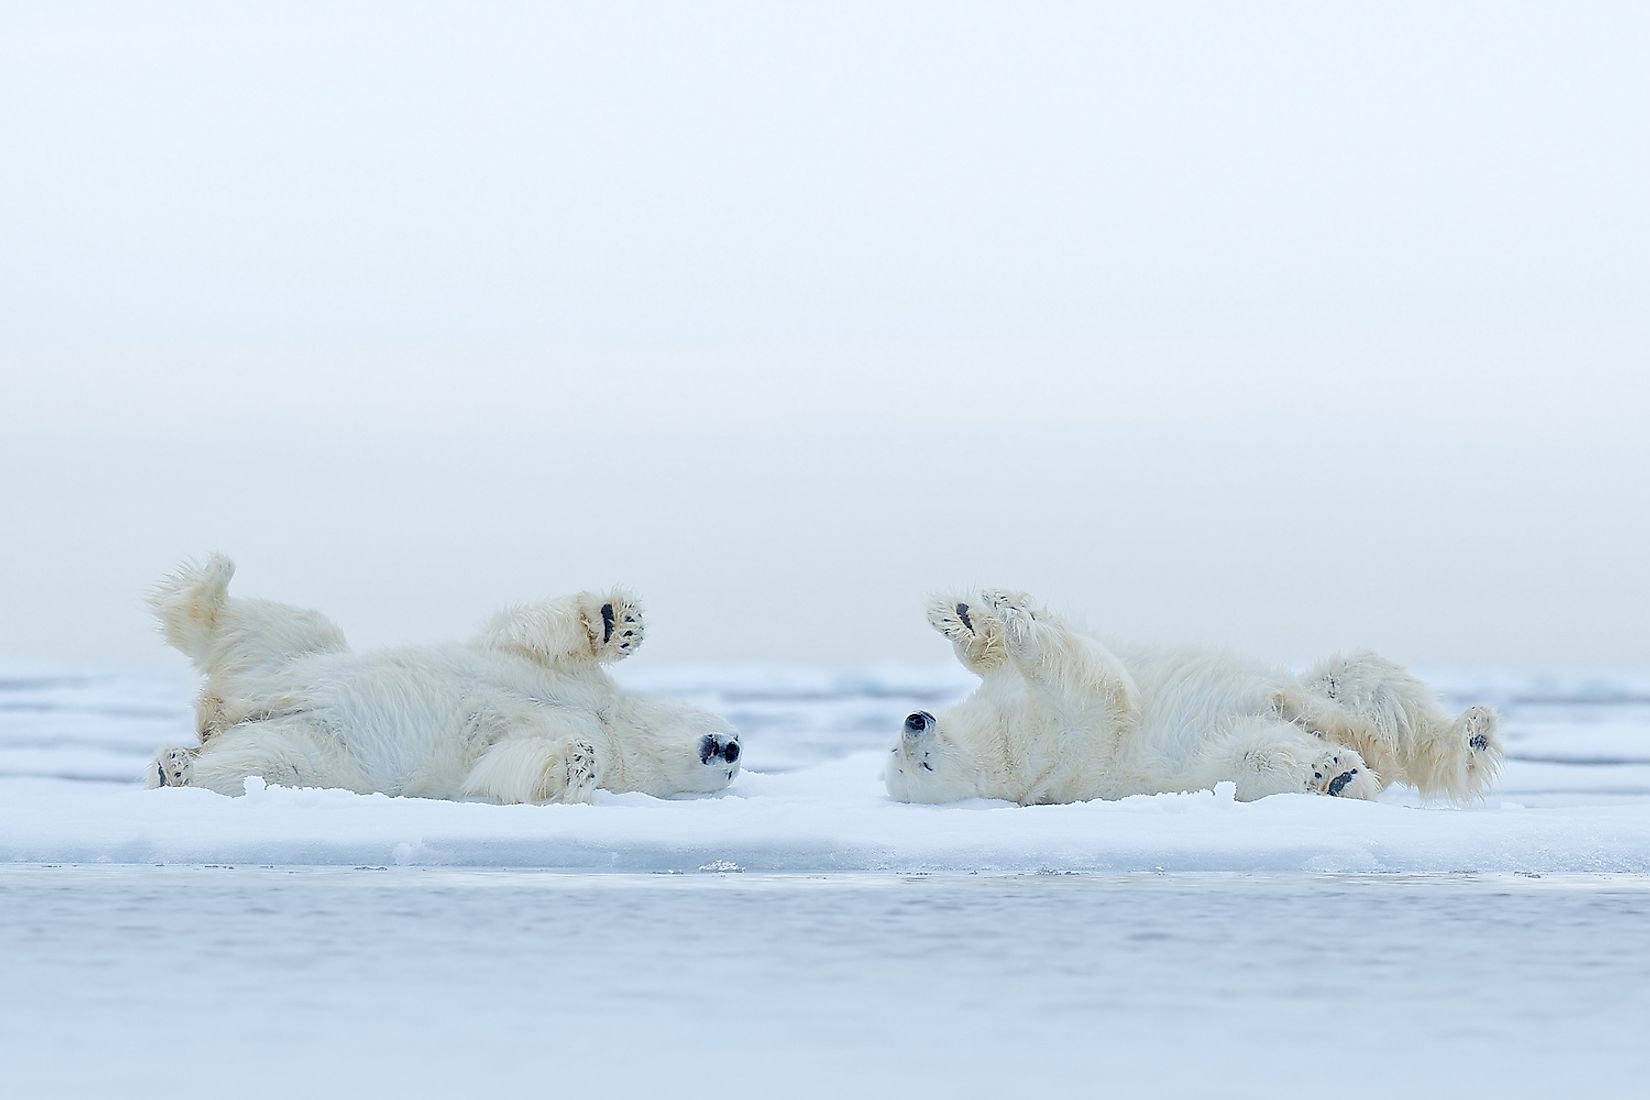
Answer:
148, 746, 198, 789
1307, 748, 1380, 800
927, 595, 984, 642
978, 589, 1040, 652
584, 591, 643, 663
927, 594, 1007, 672
1441, 704, 1504, 800
1460, 705, 1500, 755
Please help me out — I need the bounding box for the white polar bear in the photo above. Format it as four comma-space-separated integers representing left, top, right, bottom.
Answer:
144, 556, 742, 802
886, 590, 1503, 805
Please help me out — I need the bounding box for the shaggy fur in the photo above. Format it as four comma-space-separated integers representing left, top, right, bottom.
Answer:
145, 555, 742, 802
886, 590, 1502, 805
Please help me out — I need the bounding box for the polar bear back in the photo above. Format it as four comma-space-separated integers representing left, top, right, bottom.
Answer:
1111, 644, 1297, 772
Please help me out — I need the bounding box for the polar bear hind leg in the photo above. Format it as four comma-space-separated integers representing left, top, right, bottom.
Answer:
145, 746, 199, 788
1305, 653, 1503, 801
150, 719, 362, 797
461, 737, 602, 804
149, 555, 349, 675
1191, 717, 1382, 801
150, 555, 349, 740
478, 589, 643, 667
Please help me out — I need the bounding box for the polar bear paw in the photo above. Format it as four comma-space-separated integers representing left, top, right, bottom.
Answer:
148, 746, 198, 788
1307, 748, 1379, 799
1426, 704, 1503, 800
523, 738, 602, 804
584, 592, 643, 663
564, 739, 601, 800
927, 595, 983, 641
1459, 705, 1499, 755
927, 594, 1007, 669
978, 590, 1039, 653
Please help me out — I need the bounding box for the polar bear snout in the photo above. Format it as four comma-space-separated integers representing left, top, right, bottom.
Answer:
904, 711, 934, 736
698, 733, 741, 766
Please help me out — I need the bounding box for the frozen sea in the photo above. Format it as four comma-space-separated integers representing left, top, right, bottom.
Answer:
4, 664, 1650, 1098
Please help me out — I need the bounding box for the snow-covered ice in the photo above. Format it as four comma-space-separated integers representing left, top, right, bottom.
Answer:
4, 663, 1649, 1099
3, 663, 1650, 873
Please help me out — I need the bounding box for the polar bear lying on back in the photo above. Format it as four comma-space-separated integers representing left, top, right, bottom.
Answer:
886, 590, 1502, 805
146, 556, 742, 802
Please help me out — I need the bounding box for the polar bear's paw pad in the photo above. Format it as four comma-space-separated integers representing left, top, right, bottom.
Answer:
1461, 705, 1499, 754
150, 746, 198, 788
927, 594, 1007, 656
566, 739, 600, 796
587, 593, 643, 662
926, 596, 983, 640
1309, 750, 1379, 800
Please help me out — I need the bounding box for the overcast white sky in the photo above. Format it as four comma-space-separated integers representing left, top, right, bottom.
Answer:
3, 2, 1647, 672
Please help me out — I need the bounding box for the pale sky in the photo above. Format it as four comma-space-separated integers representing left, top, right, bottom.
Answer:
3, 2, 1648, 672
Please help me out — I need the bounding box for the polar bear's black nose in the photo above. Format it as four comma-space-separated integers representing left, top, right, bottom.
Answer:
699, 735, 740, 765
905, 712, 933, 734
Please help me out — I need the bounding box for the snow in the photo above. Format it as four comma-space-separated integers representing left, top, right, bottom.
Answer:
3, 663, 1649, 873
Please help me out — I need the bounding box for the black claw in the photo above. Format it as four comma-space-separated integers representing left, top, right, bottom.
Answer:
600, 603, 615, 644
956, 603, 974, 634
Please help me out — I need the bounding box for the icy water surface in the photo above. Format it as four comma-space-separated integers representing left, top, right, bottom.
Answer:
4, 867, 1647, 1099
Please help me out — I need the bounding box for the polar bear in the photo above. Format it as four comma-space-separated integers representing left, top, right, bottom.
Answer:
144, 555, 742, 802
886, 589, 1502, 805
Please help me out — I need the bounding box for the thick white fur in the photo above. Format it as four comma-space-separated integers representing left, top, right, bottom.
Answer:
886, 590, 1503, 805
144, 556, 742, 802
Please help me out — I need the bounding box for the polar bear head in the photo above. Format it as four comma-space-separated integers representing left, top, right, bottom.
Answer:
607, 694, 744, 796
883, 707, 993, 804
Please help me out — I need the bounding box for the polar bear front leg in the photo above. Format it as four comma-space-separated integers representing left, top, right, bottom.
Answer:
150, 719, 359, 796
478, 589, 643, 668
461, 736, 604, 804
977, 589, 1140, 716
927, 594, 1008, 675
